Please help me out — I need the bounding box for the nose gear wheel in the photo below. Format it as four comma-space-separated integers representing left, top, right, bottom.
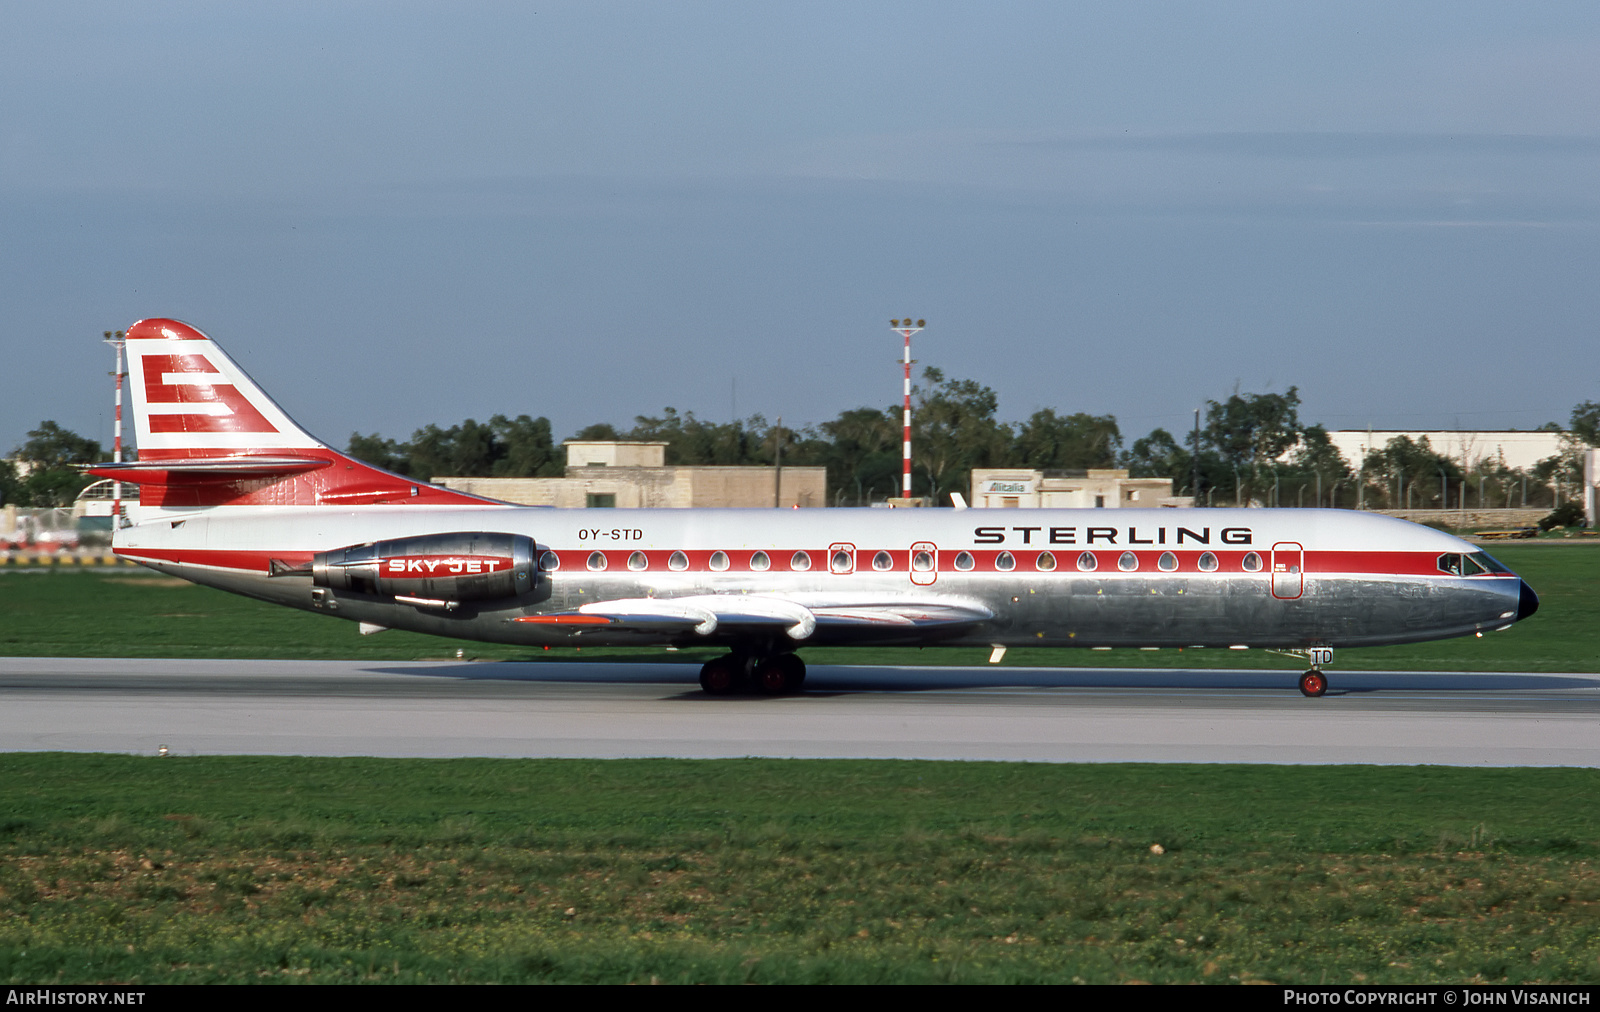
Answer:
1299, 670, 1328, 697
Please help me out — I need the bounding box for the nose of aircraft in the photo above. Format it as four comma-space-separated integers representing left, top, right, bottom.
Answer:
1517, 580, 1540, 621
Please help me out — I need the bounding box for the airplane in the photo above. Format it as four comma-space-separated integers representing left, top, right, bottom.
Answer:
86, 318, 1540, 698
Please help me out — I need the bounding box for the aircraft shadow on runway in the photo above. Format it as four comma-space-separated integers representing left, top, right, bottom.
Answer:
369, 662, 1600, 694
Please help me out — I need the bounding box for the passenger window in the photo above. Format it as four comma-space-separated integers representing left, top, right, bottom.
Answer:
709, 551, 729, 572
540, 551, 560, 571
872, 551, 894, 572
1118, 551, 1138, 572
668, 551, 689, 571
750, 551, 770, 572
912, 550, 935, 572
791, 551, 812, 571
1197, 551, 1218, 572
995, 551, 1016, 571
1242, 552, 1262, 573
954, 551, 975, 571
1035, 551, 1056, 571
1157, 552, 1177, 572
1077, 552, 1098, 572
586, 551, 607, 572
830, 550, 852, 573
627, 551, 648, 571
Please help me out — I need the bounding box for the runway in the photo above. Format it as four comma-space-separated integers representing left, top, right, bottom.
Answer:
2, 657, 1597, 765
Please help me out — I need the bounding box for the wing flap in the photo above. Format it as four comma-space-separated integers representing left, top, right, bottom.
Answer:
809, 602, 992, 628
514, 594, 992, 641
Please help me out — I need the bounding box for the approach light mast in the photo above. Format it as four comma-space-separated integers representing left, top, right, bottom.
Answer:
102, 329, 127, 527
890, 318, 925, 500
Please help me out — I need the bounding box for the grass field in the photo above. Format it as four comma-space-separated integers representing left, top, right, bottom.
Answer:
2, 543, 1597, 671
1, 756, 1597, 984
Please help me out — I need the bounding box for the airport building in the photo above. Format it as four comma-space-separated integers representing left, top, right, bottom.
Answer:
1324, 430, 1566, 473
969, 469, 1180, 509
433, 441, 826, 508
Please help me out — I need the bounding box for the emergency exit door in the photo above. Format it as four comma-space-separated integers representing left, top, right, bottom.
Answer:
1271, 542, 1304, 600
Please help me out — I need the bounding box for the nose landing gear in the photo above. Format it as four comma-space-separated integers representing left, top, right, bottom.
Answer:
699, 651, 807, 696
1275, 646, 1333, 697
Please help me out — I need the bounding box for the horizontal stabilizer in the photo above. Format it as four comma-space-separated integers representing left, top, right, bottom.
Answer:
84, 456, 329, 484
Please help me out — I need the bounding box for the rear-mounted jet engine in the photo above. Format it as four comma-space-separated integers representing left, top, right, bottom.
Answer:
310, 532, 537, 608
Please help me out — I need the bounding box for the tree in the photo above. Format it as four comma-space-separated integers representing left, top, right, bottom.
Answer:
1013, 409, 1121, 470
0, 459, 20, 508
1569, 402, 1600, 446
821, 406, 901, 505
911, 368, 1011, 503
1205, 387, 1303, 505
490, 415, 561, 477
13, 421, 103, 506
347, 432, 409, 475
347, 414, 563, 479
1533, 436, 1585, 507
1285, 425, 1354, 507
571, 422, 621, 442
1361, 435, 1460, 510
624, 407, 771, 466
1124, 428, 1188, 482
405, 422, 472, 478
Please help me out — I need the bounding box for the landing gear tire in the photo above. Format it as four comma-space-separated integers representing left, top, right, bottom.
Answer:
1299, 670, 1328, 698
699, 655, 742, 696
756, 653, 807, 695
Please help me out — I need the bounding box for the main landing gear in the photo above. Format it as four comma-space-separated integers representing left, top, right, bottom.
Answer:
1298, 669, 1328, 698
699, 651, 807, 696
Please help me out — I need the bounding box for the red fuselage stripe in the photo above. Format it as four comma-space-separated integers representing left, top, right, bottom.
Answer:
121, 545, 1496, 580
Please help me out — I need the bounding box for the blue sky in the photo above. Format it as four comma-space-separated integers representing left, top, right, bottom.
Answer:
5, 2, 1599, 453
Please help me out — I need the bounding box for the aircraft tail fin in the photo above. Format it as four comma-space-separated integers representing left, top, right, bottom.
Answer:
85, 318, 497, 511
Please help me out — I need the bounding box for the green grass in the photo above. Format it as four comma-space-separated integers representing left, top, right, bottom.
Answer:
2, 544, 1597, 671
0, 756, 1596, 984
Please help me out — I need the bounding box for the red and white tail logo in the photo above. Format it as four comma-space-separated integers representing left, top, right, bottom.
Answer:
142, 353, 280, 434
95, 318, 497, 511
125, 318, 318, 454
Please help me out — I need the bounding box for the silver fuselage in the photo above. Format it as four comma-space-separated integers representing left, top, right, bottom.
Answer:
115, 505, 1533, 653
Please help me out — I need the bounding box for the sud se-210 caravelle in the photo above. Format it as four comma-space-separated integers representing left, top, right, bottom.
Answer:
88, 318, 1540, 698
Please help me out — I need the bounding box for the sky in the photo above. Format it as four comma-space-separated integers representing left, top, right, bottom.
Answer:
5, 2, 1599, 456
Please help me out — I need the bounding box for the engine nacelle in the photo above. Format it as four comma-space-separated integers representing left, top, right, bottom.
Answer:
313, 532, 537, 603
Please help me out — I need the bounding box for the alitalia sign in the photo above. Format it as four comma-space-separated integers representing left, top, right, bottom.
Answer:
981, 480, 1036, 494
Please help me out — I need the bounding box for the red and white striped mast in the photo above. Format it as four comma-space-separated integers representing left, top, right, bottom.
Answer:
102, 329, 127, 527
890, 318, 925, 500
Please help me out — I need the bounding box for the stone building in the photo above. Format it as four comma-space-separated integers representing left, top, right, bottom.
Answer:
970, 468, 1180, 509
434, 441, 825, 508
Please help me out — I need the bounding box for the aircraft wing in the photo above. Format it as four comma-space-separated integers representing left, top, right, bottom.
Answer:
513, 593, 992, 641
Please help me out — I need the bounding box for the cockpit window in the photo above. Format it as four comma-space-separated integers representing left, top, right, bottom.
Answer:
1440, 552, 1500, 577
1476, 552, 1512, 574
